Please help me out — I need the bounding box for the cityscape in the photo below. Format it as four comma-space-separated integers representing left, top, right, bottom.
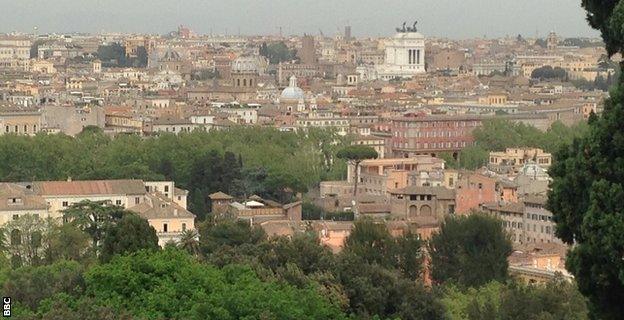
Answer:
0, 1, 622, 319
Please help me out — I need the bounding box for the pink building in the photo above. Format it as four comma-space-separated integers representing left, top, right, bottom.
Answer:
455, 173, 497, 214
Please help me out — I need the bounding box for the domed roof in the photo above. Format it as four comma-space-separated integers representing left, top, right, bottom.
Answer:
280, 76, 304, 101
232, 56, 259, 72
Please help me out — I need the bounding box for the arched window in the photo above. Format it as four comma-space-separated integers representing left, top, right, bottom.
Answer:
409, 205, 418, 217
31, 231, 42, 248
10, 229, 21, 245
420, 205, 432, 216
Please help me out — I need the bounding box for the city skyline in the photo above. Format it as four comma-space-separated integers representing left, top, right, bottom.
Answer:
1, 0, 599, 39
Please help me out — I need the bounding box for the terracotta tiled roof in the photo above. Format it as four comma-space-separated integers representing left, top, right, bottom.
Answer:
32, 179, 146, 196
0, 183, 48, 211
129, 193, 195, 220
208, 191, 233, 200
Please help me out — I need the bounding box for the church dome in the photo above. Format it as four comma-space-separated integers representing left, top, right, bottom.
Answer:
280, 76, 304, 101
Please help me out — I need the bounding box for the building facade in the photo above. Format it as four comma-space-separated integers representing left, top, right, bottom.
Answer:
376, 29, 426, 80
388, 115, 483, 157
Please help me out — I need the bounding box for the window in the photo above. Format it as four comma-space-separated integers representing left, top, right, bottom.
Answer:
10, 229, 21, 245
135, 197, 140, 204
164, 185, 169, 192
12, 214, 19, 220
115, 200, 122, 206
182, 223, 187, 231
163, 223, 168, 233
62, 201, 69, 207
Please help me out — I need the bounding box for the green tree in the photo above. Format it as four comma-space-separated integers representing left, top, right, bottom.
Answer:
499, 277, 589, 320
2, 215, 49, 267
343, 220, 424, 281
178, 229, 200, 257
547, 2, 624, 318
260, 233, 335, 276
62, 201, 126, 250
440, 281, 503, 320
1, 260, 85, 311
440, 278, 589, 320
429, 214, 512, 287
44, 224, 93, 264
336, 145, 378, 197
99, 214, 159, 262
84, 248, 346, 319
531, 65, 568, 80
336, 252, 443, 319
199, 220, 266, 256
259, 42, 298, 64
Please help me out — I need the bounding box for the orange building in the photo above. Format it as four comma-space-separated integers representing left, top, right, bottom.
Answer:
455, 173, 497, 214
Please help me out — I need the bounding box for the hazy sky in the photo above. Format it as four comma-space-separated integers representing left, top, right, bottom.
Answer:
0, 0, 599, 39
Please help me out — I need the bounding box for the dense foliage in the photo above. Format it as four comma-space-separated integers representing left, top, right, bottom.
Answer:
546, 1, 624, 319
0, 127, 347, 219
259, 42, 298, 64
429, 214, 512, 287
302, 202, 354, 221
97, 43, 148, 68
3, 249, 346, 319
440, 277, 589, 320
442, 119, 589, 169
530, 65, 568, 80
0, 203, 587, 320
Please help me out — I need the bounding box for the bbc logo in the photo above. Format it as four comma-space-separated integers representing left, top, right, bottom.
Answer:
2, 297, 10, 317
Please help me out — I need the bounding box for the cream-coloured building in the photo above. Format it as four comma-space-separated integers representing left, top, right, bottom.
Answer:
0, 106, 42, 136
488, 148, 552, 176
0, 183, 49, 226
129, 193, 195, 246
371, 27, 426, 80
29, 59, 56, 74
0, 36, 31, 69
0, 179, 196, 246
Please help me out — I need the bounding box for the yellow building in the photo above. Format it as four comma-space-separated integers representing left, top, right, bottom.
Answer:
0, 183, 49, 226
488, 148, 552, 175
16, 179, 196, 246
0, 106, 42, 136
129, 193, 195, 246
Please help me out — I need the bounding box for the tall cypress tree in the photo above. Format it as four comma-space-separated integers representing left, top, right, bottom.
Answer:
548, 2, 624, 319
